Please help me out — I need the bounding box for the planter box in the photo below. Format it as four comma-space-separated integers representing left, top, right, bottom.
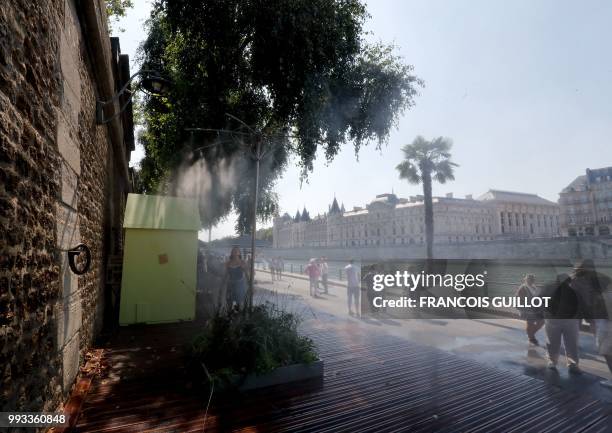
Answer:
237, 359, 324, 391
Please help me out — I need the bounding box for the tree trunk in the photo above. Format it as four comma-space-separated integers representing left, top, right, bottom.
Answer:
422, 171, 434, 261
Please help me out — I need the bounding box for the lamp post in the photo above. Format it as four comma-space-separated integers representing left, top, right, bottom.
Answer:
96, 69, 171, 124
186, 121, 274, 309
248, 136, 263, 309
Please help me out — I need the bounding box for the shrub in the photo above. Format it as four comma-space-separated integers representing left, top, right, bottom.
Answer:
187, 304, 318, 384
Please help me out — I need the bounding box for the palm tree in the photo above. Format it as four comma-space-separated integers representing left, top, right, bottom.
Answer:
396, 136, 458, 260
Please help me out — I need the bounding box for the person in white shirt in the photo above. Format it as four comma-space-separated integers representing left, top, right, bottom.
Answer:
345, 259, 361, 316
320, 257, 329, 294
515, 274, 544, 346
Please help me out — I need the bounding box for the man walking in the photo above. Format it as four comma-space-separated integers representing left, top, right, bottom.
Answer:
540, 273, 581, 373
345, 259, 361, 316
320, 257, 329, 294
277, 256, 284, 280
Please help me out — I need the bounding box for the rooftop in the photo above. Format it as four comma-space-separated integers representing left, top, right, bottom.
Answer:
123, 193, 201, 231
562, 175, 588, 193
478, 189, 558, 206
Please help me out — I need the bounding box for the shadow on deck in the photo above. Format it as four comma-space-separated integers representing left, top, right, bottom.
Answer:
58, 317, 612, 432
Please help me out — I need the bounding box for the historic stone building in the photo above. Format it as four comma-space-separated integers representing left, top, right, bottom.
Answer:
478, 190, 561, 239
559, 166, 612, 237
273, 190, 560, 249
1, 0, 133, 414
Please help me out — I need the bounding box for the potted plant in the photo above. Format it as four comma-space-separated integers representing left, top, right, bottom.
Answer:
187, 303, 322, 392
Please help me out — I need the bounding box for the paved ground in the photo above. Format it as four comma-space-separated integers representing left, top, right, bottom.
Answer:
62, 272, 612, 432
255, 270, 612, 403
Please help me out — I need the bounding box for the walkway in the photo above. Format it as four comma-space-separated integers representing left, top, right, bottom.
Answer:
57, 274, 612, 432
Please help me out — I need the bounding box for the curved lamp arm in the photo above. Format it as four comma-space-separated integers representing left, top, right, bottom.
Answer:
96, 69, 168, 124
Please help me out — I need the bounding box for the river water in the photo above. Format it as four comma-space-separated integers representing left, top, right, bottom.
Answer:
258, 257, 612, 298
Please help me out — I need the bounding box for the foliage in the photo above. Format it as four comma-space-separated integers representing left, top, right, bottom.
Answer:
187, 304, 318, 384
396, 136, 458, 259
105, 0, 134, 33
137, 0, 422, 233
256, 227, 273, 242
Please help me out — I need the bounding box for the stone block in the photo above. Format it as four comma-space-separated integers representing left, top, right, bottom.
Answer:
64, 0, 82, 54
61, 330, 80, 392
56, 202, 79, 250
55, 293, 82, 349
57, 116, 81, 175
60, 158, 79, 207
61, 80, 81, 128
56, 202, 80, 299
59, 26, 81, 95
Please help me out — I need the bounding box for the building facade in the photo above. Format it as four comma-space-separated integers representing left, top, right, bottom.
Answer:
273, 190, 560, 249
559, 167, 612, 237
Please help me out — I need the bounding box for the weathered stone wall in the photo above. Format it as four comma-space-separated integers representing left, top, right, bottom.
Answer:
267, 237, 612, 264
1, 0, 131, 414
0, 0, 65, 412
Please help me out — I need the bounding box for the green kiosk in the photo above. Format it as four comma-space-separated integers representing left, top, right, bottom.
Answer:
119, 193, 200, 325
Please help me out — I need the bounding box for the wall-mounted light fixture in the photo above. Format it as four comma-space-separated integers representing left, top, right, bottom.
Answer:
96, 69, 171, 124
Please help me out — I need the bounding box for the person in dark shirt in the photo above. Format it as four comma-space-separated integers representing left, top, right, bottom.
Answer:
540, 273, 581, 372
570, 259, 612, 387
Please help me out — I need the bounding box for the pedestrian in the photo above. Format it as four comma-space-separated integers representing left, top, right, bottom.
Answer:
270, 257, 277, 281
540, 273, 581, 373
572, 259, 611, 329
515, 274, 544, 345
595, 287, 612, 388
571, 259, 612, 381
277, 257, 284, 280
223, 246, 248, 308
363, 269, 379, 315
320, 256, 329, 294
304, 258, 321, 297
345, 259, 361, 316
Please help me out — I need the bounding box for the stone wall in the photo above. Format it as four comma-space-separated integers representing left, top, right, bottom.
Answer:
1, 0, 131, 413
267, 237, 612, 264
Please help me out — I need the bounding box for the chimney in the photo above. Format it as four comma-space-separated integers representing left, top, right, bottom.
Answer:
446, 192, 453, 198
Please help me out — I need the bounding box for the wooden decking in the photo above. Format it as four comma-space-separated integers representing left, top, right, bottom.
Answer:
65, 315, 612, 432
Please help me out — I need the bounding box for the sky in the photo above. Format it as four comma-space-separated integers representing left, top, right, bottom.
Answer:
114, 0, 612, 240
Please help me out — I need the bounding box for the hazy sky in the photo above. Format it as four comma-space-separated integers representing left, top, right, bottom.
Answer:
115, 0, 612, 240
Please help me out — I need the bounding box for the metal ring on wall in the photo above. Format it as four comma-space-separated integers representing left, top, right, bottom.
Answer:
67, 243, 92, 275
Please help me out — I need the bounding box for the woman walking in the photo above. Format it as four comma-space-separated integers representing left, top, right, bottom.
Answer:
223, 246, 248, 308
516, 274, 544, 345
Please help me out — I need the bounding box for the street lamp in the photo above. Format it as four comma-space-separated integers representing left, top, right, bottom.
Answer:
96, 69, 171, 124
186, 121, 274, 309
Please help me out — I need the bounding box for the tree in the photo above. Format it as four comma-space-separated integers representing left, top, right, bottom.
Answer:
256, 227, 273, 242
137, 0, 422, 234
105, 0, 134, 33
396, 136, 458, 260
